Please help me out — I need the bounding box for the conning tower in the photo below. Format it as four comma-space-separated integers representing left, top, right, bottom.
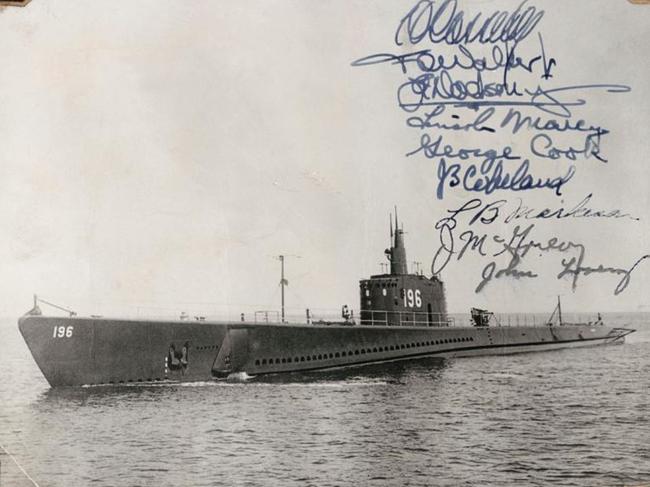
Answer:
359, 212, 447, 327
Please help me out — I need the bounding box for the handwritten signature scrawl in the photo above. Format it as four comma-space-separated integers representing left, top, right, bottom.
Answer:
352, 0, 648, 297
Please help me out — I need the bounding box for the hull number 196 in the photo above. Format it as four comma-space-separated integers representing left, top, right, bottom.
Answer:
53, 326, 74, 338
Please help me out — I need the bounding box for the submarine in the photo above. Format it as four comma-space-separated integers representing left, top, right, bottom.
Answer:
18, 213, 635, 387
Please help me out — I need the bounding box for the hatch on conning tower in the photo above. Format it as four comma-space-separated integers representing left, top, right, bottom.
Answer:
359, 210, 448, 327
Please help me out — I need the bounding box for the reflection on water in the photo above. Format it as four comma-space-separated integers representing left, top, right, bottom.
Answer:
32, 358, 449, 418
250, 356, 449, 385
1, 315, 649, 487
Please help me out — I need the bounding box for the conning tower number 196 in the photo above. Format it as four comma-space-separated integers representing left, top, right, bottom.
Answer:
403, 289, 422, 308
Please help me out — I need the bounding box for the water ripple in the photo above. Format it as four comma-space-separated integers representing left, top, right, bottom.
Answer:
1, 316, 649, 486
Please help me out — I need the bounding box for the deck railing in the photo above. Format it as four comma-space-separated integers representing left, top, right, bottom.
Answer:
460, 312, 602, 327
51, 303, 600, 328
358, 309, 453, 327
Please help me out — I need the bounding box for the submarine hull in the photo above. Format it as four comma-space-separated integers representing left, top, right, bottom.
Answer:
19, 315, 629, 388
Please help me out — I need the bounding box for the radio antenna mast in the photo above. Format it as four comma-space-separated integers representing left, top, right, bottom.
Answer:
277, 254, 300, 323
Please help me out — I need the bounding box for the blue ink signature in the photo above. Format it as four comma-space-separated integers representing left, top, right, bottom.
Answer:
394, 0, 544, 47
530, 130, 609, 163
353, 32, 556, 82
406, 134, 519, 161
397, 74, 630, 118
407, 135, 570, 201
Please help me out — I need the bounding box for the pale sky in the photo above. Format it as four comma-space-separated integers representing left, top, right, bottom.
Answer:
1, 0, 649, 322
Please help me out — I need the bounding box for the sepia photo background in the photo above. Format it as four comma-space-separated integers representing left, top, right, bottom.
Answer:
1, 0, 648, 320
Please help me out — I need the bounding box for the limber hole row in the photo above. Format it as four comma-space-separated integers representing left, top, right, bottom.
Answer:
254, 336, 475, 366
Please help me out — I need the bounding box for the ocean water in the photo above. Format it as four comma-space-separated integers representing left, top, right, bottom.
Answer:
0, 314, 648, 487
